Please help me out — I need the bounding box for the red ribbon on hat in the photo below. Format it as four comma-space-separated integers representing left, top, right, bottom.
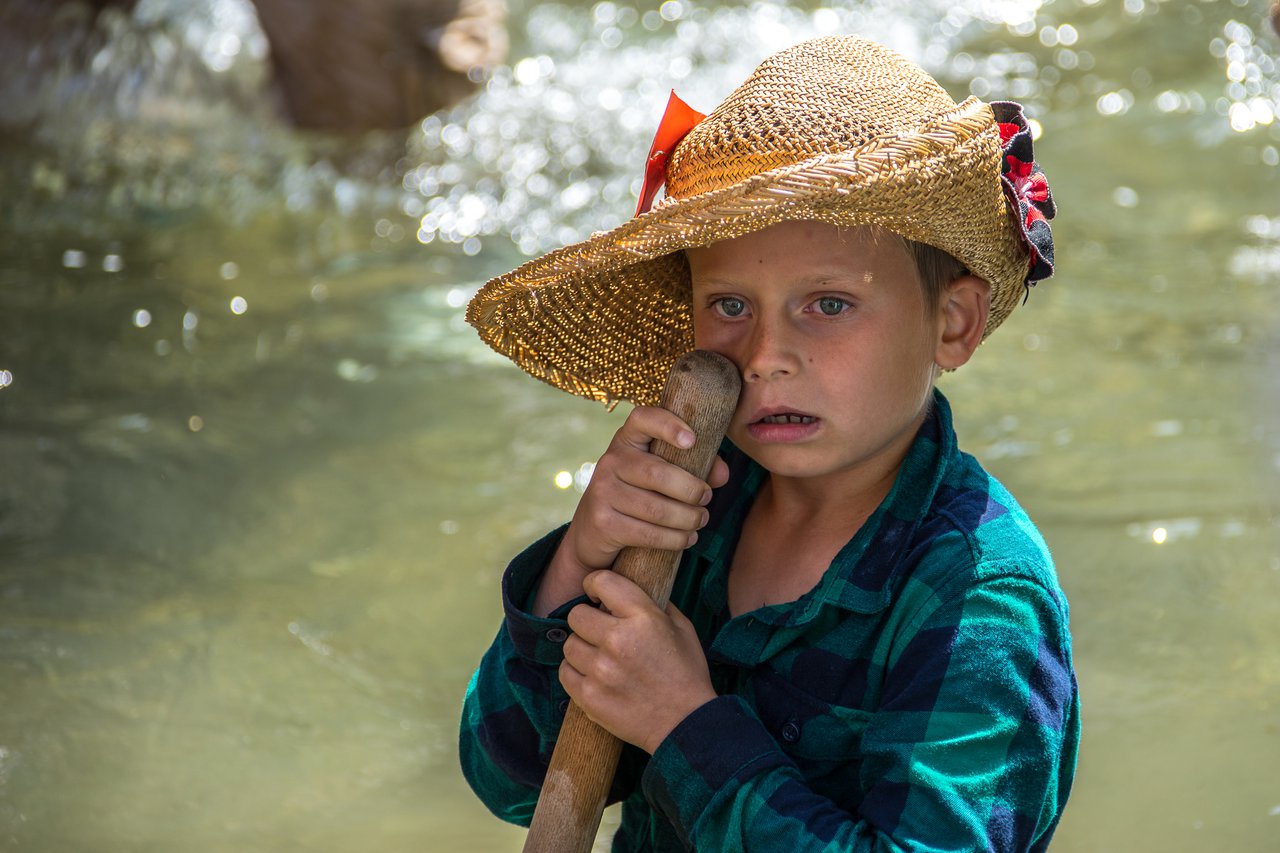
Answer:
635, 90, 706, 216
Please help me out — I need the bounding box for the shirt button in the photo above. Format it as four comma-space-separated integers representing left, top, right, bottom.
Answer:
545, 628, 568, 643
781, 720, 801, 743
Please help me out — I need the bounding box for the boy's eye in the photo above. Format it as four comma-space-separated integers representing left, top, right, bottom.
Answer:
815, 296, 849, 316
714, 297, 747, 317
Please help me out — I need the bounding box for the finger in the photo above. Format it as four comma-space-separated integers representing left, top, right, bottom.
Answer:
707, 455, 730, 491
558, 659, 613, 728
597, 506, 702, 553
558, 658, 585, 699
566, 599, 614, 643
610, 480, 709, 533
562, 635, 625, 695
582, 570, 661, 619
615, 406, 697, 454
561, 631, 593, 670
614, 453, 714, 509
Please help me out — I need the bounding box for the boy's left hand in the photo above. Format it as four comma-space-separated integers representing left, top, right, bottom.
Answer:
560, 570, 716, 755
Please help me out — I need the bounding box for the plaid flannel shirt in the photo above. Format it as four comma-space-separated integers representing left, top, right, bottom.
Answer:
460, 390, 1080, 851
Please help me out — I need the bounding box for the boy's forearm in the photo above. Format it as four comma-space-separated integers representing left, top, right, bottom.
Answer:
530, 533, 593, 617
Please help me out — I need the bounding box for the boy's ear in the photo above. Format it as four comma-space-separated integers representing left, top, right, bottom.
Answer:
935, 274, 991, 370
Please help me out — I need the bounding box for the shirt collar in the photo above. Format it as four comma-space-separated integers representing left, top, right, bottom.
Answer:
688, 388, 957, 619
817, 388, 956, 614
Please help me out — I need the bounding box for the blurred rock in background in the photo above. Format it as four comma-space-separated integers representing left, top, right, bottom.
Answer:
0, 0, 508, 132
253, 0, 507, 131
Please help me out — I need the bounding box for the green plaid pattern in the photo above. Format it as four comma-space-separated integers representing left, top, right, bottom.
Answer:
461, 391, 1079, 851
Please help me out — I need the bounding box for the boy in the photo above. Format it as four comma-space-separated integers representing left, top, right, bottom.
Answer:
461, 35, 1078, 852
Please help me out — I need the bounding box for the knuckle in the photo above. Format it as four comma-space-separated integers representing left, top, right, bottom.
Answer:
638, 521, 669, 550
559, 660, 578, 687
626, 406, 654, 423
616, 516, 646, 548
640, 457, 673, 489
634, 405, 666, 426
638, 526, 666, 550
638, 494, 668, 524
680, 507, 704, 533
588, 465, 618, 494
593, 657, 620, 688
575, 680, 597, 708
587, 503, 613, 531
624, 407, 666, 443
645, 526, 681, 551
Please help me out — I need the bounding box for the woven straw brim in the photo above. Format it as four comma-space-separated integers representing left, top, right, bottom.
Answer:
467, 97, 1028, 407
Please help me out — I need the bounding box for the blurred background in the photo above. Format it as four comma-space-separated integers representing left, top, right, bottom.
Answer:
1, 0, 1278, 850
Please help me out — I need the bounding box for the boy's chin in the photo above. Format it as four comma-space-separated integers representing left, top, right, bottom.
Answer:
740, 444, 840, 480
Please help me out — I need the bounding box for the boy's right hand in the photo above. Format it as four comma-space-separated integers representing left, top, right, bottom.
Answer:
533, 406, 730, 617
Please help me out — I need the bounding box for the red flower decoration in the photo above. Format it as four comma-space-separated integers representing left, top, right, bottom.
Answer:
1004, 156, 1050, 224
991, 101, 1056, 287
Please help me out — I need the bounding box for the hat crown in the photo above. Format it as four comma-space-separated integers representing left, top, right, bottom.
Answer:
666, 36, 959, 198
470, 35, 1055, 407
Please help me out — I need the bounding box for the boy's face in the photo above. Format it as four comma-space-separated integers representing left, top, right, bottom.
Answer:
687, 220, 946, 486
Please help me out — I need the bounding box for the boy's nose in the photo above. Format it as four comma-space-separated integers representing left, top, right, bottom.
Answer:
741, 321, 798, 382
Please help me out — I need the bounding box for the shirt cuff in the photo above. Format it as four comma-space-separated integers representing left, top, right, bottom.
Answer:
501, 524, 590, 667
641, 695, 797, 844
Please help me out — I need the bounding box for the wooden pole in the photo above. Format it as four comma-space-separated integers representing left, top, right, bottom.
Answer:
522, 350, 741, 853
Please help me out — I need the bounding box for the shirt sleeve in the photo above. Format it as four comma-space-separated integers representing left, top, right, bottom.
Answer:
458, 525, 648, 825
640, 571, 1078, 853
458, 525, 577, 825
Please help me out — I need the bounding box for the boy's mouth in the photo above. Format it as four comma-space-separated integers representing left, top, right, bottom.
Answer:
745, 407, 822, 442
755, 413, 817, 425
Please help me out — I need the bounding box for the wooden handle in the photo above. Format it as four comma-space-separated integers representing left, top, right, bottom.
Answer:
523, 350, 741, 853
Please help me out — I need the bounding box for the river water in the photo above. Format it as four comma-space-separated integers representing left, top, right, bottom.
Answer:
1, 0, 1278, 850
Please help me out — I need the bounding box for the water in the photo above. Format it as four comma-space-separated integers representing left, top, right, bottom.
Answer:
1, 0, 1278, 850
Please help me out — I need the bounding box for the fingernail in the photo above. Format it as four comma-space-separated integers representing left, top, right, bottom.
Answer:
677, 430, 695, 449
699, 489, 712, 506
687, 531, 698, 547
699, 510, 709, 528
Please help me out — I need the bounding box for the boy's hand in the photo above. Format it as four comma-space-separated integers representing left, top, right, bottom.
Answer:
560, 570, 716, 754
534, 406, 729, 616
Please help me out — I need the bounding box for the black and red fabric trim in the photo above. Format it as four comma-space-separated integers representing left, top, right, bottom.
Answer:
991, 101, 1055, 289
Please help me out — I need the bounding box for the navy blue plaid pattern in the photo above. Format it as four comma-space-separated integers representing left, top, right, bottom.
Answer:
461, 390, 1080, 851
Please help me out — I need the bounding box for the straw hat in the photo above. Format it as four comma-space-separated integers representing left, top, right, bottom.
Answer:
467, 35, 1056, 406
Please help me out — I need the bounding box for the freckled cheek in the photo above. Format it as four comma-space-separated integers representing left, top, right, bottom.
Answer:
692, 320, 742, 366
691, 312, 708, 348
